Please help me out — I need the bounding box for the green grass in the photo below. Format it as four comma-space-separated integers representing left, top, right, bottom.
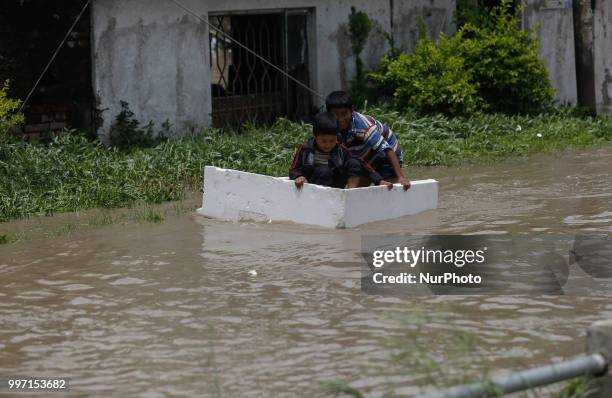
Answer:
87, 209, 114, 226
45, 222, 78, 239
368, 106, 612, 166
1, 109, 611, 221
132, 206, 164, 223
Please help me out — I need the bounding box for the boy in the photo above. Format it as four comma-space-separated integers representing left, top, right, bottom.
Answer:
289, 111, 391, 189
326, 91, 411, 190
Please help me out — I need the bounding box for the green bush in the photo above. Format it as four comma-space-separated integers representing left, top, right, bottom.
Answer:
0, 80, 24, 141
458, 3, 555, 113
454, 0, 499, 29
370, 0, 555, 115
371, 33, 481, 115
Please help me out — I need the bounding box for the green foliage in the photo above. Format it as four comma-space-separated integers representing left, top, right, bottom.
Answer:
370, 0, 555, 115
454, 0, 500, 29
459, 2, 555, 113
133, 206, 164, 223
371, 33, 481, 115
0, 118, 310, 220
321, 381, 365, 398
559, 377, 594, 398
348, 6, 373, 108
367, 105, 612, 165
0, 80, 24, 141
348, 6, 372, 61
109, 101, 170, 149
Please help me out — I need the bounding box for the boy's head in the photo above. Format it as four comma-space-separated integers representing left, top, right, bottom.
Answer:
325, 91, 353, 131
312, 111, 339, 153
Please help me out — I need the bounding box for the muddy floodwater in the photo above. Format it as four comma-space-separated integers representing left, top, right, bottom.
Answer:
1, 145, 611, 397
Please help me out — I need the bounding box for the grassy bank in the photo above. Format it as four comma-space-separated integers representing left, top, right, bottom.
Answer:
1, 108, 611, 221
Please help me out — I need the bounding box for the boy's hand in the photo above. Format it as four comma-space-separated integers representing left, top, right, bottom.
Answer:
398, 176, 411, 191
378, 180, 394, 190
295, 176, 307, 189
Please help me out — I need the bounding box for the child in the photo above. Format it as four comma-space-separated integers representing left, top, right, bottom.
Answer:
325, 91, 411, 190
289, 111, 391, 189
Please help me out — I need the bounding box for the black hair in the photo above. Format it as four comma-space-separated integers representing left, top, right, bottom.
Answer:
312, 111, 339, 136
325, 91, 353, 111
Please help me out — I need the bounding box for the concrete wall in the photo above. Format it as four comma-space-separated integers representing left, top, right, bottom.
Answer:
593, 0, 612, 114
91, 0, 456, 138
91, 0, 209, 142
391, 0, 456, 53
522, 0, 578, 105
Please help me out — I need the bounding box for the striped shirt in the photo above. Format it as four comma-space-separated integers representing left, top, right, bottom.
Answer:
340, 111, 402, 164
313, 149, 331, 167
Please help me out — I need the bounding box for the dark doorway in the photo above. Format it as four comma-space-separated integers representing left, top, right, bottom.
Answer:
209, 9, 313, 128
0, 1, 94, 138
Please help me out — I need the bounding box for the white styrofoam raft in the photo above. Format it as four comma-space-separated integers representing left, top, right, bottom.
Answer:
197, 166, 438, 228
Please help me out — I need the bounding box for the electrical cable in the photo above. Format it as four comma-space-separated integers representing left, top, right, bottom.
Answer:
18, 0, 91, 114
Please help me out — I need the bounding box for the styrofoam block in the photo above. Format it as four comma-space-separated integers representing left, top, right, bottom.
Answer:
197, 166, 438, 228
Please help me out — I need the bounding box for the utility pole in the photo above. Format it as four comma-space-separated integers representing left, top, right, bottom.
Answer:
573, 0, 596, 111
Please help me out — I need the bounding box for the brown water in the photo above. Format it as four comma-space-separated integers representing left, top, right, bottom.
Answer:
1, 145, 611, 397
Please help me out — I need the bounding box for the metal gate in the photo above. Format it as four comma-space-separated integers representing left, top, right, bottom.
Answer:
209, 9, 312, 127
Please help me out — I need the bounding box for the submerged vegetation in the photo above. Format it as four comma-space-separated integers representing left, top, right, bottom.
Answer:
1, 108, 611, 221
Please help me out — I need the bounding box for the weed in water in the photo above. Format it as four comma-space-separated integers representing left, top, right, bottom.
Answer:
87, 209, 114, 226
131, 205, 164, 223
321, 380, 365, 398
46, 222, 77, 238
172, 201, 194, 217
559, 377, 596, 398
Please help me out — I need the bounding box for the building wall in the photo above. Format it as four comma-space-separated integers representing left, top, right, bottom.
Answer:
522, 0, 578, 105
593, 0, 612, 114
91, 0, 209, 142
392, 0, 456, 53
91, 0, 456, 139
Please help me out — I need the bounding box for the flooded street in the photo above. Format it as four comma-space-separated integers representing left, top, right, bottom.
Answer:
1, 145, 611, 397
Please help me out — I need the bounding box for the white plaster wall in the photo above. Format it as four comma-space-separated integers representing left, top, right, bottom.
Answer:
593, 0, 612, 114
91, 0, 210, 143
391, 0, 456, 53
522, 0, 578, 105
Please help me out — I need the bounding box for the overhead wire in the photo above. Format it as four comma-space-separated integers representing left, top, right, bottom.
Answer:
18, 0, 91, 114
169, 0, 325, 100
17, 0, 324, 117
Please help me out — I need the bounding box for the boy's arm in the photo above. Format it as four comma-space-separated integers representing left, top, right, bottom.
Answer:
360, 159, 384, 186
363, 120, 410, 190
360, 158, 394, 190
289, 144, 305, 179
385, 149, 410, 190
